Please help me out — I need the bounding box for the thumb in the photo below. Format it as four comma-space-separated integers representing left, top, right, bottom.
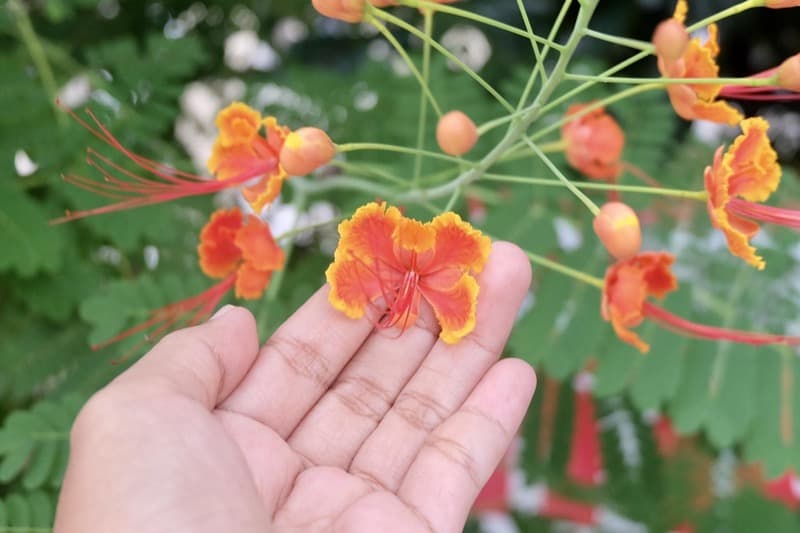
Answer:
113, 305, 260, 409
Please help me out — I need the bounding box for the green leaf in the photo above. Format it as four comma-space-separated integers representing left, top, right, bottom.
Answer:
0, 180, 64, 277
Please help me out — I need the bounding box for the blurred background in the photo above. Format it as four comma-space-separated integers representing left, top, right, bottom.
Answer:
1, 0, 800, 530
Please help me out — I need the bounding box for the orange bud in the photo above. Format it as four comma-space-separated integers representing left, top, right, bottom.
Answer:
312, 0, 365, 23
436, 110, 478, 156
764, 0, 800, 8
777, 54, 800, 92
593, 202, 642, 261
279, 128, 336, 176
652, 18, 689, 63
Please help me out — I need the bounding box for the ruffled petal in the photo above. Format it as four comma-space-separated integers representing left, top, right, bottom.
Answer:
215, 102, 262, 147
235, 215, 285, 271
241, 169, 286, 212
427, 212, 491, 275
419, 273, 480, 344
610, 312, 651, 353
235, 263, 273, 300
335, 201, 403, 266
713, 207, 765, 269
725, 117, 781, 202
689, 99, 744, 126
325, 257, 384, 319
198, 209, 244, 278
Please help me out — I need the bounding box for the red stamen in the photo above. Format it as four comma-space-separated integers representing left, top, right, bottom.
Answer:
727, 198, 800, 231
53, 102, 278, 223
643, 301, 800, 346
94, 274, 236, 362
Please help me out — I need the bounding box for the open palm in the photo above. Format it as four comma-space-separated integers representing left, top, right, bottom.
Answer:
55, 242, 536, 533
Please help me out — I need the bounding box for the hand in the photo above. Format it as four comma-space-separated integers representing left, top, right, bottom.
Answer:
55, 242, 537, 533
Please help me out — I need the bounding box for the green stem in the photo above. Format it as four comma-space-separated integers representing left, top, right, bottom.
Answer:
686, 0, 760, 33
293, 175, 394, 199
329, 160, 408, 187
583, 29, 651, 50
483, 173, 707, 200
337, 142, 468, 165
372, 8, 515, 113
564, 73, 779, 86
9, 0, 65, 126
515, 0, 547, 107
524, 138, 599, 215
366, 15, 443, 117
403, 0, 564, 47
413, 8, 435, 186
524, 249, 604, 289
395, 0, 601, 204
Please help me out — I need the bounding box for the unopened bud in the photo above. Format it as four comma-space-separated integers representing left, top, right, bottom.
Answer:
593, 202, 642, 261
312, 0, 365, 23
764, 0, 800, 8
777, 54, 800, 92
652, 18, 689, 63
436, 110, 479, 156
279, 128, 336, 176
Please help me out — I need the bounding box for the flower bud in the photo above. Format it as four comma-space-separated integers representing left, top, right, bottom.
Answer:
312, 0, 365, 23
279, 128, 336, 176
436, 110, 478, 156
593, 202, 642, 261
777, 54, 800, 92
764, 0, 800, 8
652, 18, 689, 63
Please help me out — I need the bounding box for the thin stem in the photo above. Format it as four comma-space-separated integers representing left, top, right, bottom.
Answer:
515, 0, 547, 107
686, 0, 760, 33
524, 138, 599, 216
403, 0, 563, 47
9, 0, 65, 126
524, 249, 604, 289
329, 160, 408, 187
413, 8, 435, 186
372, 8, 515, 113
483, 173, 707, 200
366, 15, 443, 116
443, 185, 461, 212
583, 29, 651, 51
564, 73, 779, 86
293, 175, 394, 198
337, 142, 468, 165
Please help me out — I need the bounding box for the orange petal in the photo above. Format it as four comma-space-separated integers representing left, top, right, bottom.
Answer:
325, 257, 384, 319
198, 209, 244, 278
610, 312, 651, 354
419, 273, 480, 344
207, 141, 262, 181
235, 263, 273, 299
725, 117, 781, 202
215, 102, 262, 147
690, 99, 743, 126
394, 218, 436, 253
713, 208, 765, 269
429, 212, 491, 274
336, 201, 403, 264
235, 215, 285, 271
241, 170, 286, 212
638, 253, 678, 298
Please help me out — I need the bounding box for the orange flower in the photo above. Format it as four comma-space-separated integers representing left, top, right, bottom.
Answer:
54, 102, 289, 222
765, 0, 800, 7
704, 117, 782, 270
326, 202, 491, 343
602, 251, 800, 353
199, 208, 285, 299
207, 103, 291, 212
312, 0, 366, 22
561, 103, 625, 180
602, 252, 678, 353
654, 0, 743, 125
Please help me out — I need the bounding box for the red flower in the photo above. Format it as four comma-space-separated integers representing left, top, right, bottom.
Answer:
55, 102, 290, 222
602, 252, 800, 353
704, 117, 786, 270
326, 202, 491, 344
654, 0, 743, 125
561, 103, 625, 181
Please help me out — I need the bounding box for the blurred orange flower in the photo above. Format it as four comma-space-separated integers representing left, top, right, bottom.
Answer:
654, 0, 743, 125
561, 103, 625, 180
704, 117, 781, 270
326, 202, 491, 343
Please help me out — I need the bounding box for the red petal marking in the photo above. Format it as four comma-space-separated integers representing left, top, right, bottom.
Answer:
643, 302, 800, 346
52, 104, 277, 223
727, 198, 800, 231
92, 274, 236, 359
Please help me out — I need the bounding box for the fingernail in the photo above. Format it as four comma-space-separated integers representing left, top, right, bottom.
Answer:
210, 304, 234, 321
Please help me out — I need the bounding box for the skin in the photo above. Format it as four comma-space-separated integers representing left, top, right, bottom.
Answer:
54, 242, 536, 533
